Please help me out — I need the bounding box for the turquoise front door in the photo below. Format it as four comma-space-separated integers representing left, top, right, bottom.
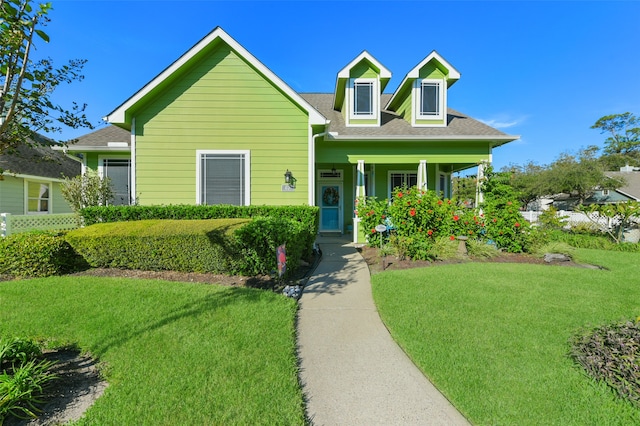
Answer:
318, 183, 342, 232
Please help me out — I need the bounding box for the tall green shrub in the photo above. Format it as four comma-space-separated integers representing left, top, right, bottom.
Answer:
0, 232, 86, 278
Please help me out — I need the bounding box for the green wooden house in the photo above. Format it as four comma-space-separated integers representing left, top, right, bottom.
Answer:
62, 27, 518, 241
0, 135, 79, 215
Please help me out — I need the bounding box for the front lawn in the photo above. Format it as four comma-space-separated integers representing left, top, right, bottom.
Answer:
372, 249, 640, 425
0, 277, 304, 424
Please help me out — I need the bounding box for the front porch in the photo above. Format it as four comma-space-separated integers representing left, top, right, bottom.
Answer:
315, 160, 488, 242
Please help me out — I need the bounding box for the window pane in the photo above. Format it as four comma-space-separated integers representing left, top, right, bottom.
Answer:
27, 182, 50, 213
354, 82, 373, 115
104, 159, 131, 206
201, 154, 245, 206
421, 82, 439, 115
407, 173, 418, 188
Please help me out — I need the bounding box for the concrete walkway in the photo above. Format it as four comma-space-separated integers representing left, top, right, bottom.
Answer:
297, 235, 470, 425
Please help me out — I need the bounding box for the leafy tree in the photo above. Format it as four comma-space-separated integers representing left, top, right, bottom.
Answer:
591, 112, 640, 158
60, 168, 113, 213
546, 146, 623, 205
501, 161, 548, 208
0, 0, 92, 156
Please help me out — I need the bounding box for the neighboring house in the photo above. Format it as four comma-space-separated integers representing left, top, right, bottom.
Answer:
553, 166, 640, 210
60, 27, 518, 238
0, 135, 80, 215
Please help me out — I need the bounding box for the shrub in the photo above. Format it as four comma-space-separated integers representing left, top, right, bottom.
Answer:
466, 239, 500, 259
571, 319, 640, 407
0, 232, 87, 278
66, 219, 249, 274
233, 217, 307, 278
356, 185, 534, 256
78, 205, 319, 257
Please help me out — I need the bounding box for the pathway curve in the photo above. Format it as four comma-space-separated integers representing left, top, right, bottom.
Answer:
297, 235, 471, 425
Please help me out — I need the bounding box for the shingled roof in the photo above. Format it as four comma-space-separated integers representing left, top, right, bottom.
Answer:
301, 93, 513, 143
66, 125, 130, 149
0, 135, 80, 180
605, 171, 640, 200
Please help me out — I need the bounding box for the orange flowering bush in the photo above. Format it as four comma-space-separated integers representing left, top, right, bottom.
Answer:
355, 183, 532, 258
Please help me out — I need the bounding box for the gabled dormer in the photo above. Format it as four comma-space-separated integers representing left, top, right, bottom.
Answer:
386, 51, 460, 127
333, 52, 391, 127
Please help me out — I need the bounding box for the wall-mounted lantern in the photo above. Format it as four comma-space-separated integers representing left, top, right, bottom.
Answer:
284, 169, 296, 189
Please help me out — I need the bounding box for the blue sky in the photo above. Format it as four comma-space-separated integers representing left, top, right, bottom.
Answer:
39, 0, 640, 170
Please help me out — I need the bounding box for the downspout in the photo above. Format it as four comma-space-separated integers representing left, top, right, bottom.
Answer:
130, 118, 136, 205
310, 121, 330, 206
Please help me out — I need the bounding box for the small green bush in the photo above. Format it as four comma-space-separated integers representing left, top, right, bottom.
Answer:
571, 319, 640, 407
233, 217, 307, 277
0, 338, 41, 366
0, 232, 86, 278
466, 239, 500, 259
0, 337, 57, 422
66, 219, 249, 274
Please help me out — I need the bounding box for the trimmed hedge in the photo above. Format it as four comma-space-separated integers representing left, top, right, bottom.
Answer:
0, 232, 87, 278
79, 204, 319, 257
65, 217, 309, 279
65, 219, 249, 274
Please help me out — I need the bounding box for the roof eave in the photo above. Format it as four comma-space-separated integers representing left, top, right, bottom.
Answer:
324, 134, 519, 142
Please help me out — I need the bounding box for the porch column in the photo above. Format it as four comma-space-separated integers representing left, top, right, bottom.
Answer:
417, 160, 427, 191
356, 160, 366, 198
475, 161, 486, 207
354, 160, 365, 244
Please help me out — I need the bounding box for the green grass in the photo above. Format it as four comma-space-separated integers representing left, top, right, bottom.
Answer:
372, 249, 640, 425
0, 277, 304, 425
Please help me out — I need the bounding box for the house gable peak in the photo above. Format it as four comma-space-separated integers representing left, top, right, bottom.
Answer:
105, 26, 326, 127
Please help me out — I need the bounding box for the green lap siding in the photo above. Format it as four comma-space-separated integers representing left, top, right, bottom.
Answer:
0, 176, 24, 214
132, 44, 310, 206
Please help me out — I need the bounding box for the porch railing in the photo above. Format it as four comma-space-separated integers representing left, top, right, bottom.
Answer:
1, 213, 79, 237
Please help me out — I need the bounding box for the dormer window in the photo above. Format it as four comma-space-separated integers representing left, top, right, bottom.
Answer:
420, 81, 441, 116
415, 79, 444, 120
349, 78, 378, 123
354, 81, 373, 116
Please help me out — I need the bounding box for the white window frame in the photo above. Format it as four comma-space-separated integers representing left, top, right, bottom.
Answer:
413, 78, 446, 126
388, 170, 418, 199
348, 78, 378, 125
196, 150, 251, 206
98, 155, 132, 206
24, 179, 51, 215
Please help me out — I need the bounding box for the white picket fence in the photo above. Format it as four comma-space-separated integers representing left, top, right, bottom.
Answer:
1, 213, 79, 237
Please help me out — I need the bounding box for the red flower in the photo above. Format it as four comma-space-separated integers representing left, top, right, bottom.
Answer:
448, 200, 452, 205
453, 215, 460, 221
428, 209, 433, 214
492, 218, 497, 223
417, 200, 421, 204
407, 201, 411, 206
427, 229, 433, 236
371, 229, 376, 233
449, 235, 456, 241
515, 222, 521, 228
381, 215, 386, 219
507, 201, 512, 205
397, 192, 404, 198
437, 200, 443, 205
409, 208, 416, 217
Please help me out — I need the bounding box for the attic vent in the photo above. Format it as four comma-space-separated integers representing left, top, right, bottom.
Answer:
319, 169, 342, 179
